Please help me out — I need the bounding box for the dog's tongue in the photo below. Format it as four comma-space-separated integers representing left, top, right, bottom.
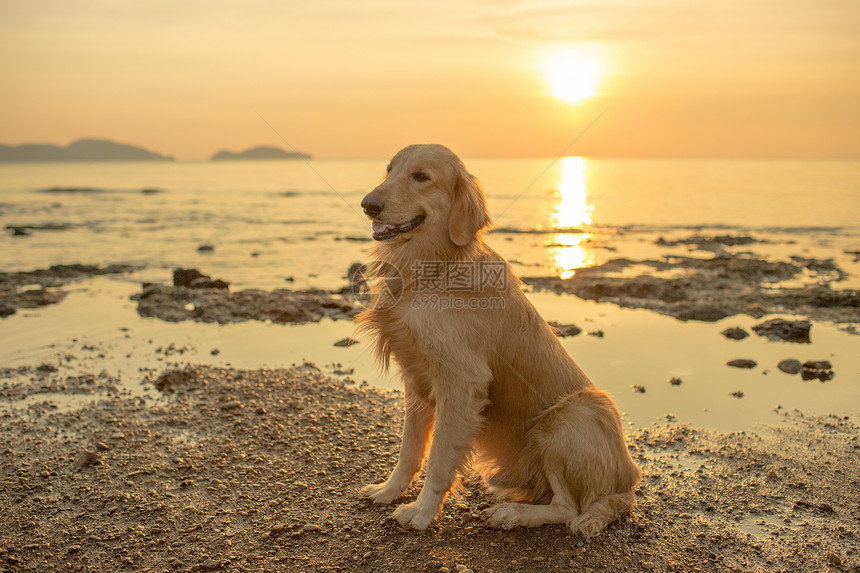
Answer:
372, 221, 395, 234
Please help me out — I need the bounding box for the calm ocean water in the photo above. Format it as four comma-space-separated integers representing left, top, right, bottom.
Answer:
2, 158, 859, 290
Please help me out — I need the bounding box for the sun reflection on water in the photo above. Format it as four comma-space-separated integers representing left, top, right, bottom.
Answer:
550, 157, 594, 278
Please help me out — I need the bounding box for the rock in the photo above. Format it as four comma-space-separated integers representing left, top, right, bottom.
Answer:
173, 268, 205, 287
632, 385, 646, 393
751, 318, 811, 343
721, 327, 749, 340
730, 390, 744, 398
799, 360, 834, 382
777, 359, 802, 374
333, 338, 359, 347
827, 553, 842, 567
727, 359, 757, 369
199, 558, 222, 570
173, 268, 229, 290
668, 377, 683, 386
801, 365, 835, 382
0, 303, 16, 318
132, 281, 359, 325
188, 277, 230, 290
197, 244, 215, 253
347, 262, 366, 285
548, 321, 582, 337
75, 450, 103, 468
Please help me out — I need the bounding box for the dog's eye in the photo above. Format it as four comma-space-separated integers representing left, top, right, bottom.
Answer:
386, 164, 392, 174
411, 172, 429, 182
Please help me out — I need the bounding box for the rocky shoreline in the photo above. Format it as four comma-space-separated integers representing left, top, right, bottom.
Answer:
524, 250, 858, 324
0, 264, 137, 318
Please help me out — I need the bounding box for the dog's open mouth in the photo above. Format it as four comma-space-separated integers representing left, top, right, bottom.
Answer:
371, 213, 425, 241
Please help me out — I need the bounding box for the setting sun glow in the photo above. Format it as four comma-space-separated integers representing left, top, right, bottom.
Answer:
545, 51, 602, 103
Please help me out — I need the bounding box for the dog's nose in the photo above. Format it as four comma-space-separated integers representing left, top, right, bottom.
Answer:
361, 195, 384, 218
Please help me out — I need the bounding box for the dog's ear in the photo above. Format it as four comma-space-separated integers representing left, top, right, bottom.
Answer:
449, 170, 491, 246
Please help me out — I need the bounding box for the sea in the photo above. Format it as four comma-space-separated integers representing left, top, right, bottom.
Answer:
1, 158, 859, 430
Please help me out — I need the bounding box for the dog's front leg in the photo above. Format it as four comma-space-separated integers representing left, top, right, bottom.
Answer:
361, 393, 433, 504
392, 386, 487, 530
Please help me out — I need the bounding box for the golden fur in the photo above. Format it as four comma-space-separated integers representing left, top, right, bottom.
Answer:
357, 144, 641, 536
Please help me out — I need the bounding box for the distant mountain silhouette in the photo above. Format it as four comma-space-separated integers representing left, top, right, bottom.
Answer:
0, 138, 174, 162
210, 146, 311, 161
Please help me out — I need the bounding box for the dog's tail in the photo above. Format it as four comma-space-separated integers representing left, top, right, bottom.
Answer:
568, 490, 636, 538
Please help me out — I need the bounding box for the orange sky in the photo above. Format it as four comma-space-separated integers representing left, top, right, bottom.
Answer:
1, 1, 858, 160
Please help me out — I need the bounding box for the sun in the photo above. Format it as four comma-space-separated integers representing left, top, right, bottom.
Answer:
545, 50, 601, 103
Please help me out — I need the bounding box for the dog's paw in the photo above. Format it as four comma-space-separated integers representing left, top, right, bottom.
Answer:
392, 502, 437, 530
482, 503, 521, 529
360, 482, 405, 505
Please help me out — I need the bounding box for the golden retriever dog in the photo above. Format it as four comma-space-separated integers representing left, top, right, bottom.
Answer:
356, 144, 640, 536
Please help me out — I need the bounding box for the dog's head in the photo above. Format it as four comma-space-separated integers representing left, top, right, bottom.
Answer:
361, 144, 491, 247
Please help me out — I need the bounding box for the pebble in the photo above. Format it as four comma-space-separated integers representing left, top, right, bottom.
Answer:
751, 318, 811, 343
302, 524, 321, 532
720, 327, 749, 340
199, 558, 222, 570
632, 385, 646, 393
668, 377, 683, 386
549, 322, 582, 337
777, 359, 802, 375
726, 359, 757, 369
333, 337, 359, 347
75, 450, 103, 468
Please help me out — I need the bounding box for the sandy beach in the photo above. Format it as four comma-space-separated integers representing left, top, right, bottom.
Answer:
2, 236, 859, 572
1, 362, 857, 572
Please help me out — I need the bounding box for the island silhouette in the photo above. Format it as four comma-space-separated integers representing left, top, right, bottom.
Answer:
0, 138, 174, 162
0, 139, 312, 162
210, 146, 311, 161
